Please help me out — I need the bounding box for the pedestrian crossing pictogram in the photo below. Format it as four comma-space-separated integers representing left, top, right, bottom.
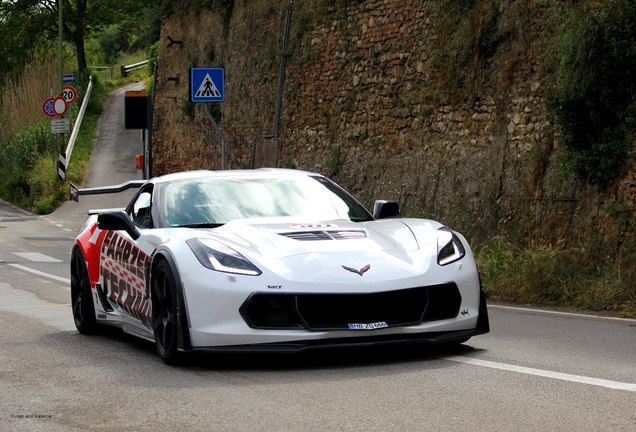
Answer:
195, 74, 221, 98
190, 68, 225, 102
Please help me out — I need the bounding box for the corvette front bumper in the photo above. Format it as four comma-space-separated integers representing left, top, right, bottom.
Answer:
185, 288, 490, 354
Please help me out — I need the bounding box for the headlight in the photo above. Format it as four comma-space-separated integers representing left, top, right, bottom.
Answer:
186, 238, 262, 276
436, 227, 466, 266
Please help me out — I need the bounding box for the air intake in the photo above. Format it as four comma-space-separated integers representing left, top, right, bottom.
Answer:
280, 230, 367, 241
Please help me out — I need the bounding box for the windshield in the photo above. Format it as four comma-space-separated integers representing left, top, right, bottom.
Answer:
159, 175, 373, 227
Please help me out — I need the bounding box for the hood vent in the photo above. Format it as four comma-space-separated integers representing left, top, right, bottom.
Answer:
280, 230, 367, 241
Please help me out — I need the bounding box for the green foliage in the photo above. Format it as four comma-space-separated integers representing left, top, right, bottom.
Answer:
0, 74, 108, 213
166, 0, 233, 16
0, 2, 47, 80
325, 145, 344, 177
1, 0, 161, 79
85, 75, 108, 115
0, 125, 53, 203
431, 0, 508, 103
476, 236, 636, 317
181, 99, 197, 119
207, 103, 221, 124
97, 24, 131, 64
545, 0, 636, 186
291, 10, 315, 44
148, 41, 160, 75
28, 155, 61, 214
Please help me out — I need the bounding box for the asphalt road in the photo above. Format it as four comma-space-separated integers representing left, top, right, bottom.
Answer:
0, 86, 635, 431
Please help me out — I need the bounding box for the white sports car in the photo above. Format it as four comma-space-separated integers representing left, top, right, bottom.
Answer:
71, 169, 489, 364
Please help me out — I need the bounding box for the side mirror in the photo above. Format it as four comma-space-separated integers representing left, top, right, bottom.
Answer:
373, 200, 400, 219
97, 211, 141, 240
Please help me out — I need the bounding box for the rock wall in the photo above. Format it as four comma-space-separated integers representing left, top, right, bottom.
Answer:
152, 0, 634, 245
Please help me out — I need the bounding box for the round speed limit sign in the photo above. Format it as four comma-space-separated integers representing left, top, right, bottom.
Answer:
62, 86, 77, 105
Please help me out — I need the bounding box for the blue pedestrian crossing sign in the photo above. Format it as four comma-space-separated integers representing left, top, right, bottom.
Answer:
190, 68, 224, 102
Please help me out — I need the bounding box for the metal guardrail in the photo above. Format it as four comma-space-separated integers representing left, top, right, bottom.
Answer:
63, 76, 93, 172
121, 60, 149, 77
90, 66, 114, 78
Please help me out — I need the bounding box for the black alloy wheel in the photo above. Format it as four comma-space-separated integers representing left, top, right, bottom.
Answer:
70, 249, 98, 334
151, 260, 180, 364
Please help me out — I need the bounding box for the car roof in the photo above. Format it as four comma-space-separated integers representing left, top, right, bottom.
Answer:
150, 168, 320, 185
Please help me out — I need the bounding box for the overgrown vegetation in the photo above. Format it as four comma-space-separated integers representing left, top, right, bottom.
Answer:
431, 0, 513, 103
0, 65, 152, 213
0, 1, 158, 213
161, 0, 233, 19
289, 0, 355, 55
0, 1, 160, 77
0, 68, 110, 213
426, 0, 635, 315
429, 0, 635, 174
545, 0, 636, 186
325, 145, 344, 177
432, 0, 635, 187
476, 234, 636, 317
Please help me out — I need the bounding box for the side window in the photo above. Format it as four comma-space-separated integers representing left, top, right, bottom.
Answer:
130, 189, 153, 229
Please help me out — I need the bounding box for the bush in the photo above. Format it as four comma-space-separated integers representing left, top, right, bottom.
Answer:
0, 72, 108, 213
545, 0, 636, 186
97, 24, 130, 64
476, 236, 636, 317
0, 124, 52, 201
28, 155, 62, 214
431, 0, 508, 103
147, 41, 159, 76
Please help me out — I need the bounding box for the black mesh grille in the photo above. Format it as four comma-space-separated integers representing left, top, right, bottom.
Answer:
240, 283, 462, 330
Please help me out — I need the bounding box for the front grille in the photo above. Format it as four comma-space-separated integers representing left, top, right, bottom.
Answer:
240, 283, 462, 331
280, 230, 367, 241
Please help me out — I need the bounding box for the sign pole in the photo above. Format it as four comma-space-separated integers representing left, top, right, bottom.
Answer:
57, 0, 64, 181
204, 104, 226, 170
190, 68, 225, 170
58, 0, 63, 93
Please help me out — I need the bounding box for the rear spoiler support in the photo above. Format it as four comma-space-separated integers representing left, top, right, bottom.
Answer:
70, 180, 146, 202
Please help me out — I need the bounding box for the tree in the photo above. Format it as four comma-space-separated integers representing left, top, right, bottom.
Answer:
0, 0, 48, 79
546, 0, 636, 186
1, 0, 158, 76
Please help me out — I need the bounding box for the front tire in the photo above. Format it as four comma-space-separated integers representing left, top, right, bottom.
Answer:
70, 248, 98, 334
151, 259, 181, 364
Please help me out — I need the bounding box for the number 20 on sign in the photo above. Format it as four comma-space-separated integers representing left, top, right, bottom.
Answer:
62, 86, 77, 104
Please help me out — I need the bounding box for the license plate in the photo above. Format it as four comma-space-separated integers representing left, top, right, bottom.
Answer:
348, 321, 388, 330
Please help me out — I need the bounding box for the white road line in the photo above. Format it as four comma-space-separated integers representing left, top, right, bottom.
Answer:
443, 355, 636, 393
12, 252, 63, 263
8, 264, 70, 284
489, 304, 636, 323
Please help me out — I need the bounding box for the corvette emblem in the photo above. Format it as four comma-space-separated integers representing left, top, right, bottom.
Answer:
342, 264, 371, 276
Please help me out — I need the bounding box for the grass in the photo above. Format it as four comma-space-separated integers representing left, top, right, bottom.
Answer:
0, 84, 103, 213
0, 57, 58, 142
476, 237, 636, 317
0, 52, 151, 214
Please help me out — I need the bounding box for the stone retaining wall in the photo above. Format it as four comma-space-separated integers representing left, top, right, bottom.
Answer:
152, 0, 634, 245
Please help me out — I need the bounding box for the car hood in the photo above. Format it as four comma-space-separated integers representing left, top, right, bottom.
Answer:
204, 218, 439, 257
176, 218, 448, 283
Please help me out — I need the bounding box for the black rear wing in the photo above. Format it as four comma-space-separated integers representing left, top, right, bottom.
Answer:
70, 180, 146, 202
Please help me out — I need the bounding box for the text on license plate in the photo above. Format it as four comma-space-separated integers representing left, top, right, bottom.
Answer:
348, 321, 388, 330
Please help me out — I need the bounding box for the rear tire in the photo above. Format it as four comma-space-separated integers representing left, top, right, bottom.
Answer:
151, 260, 181, 364
70, 249, 98, 334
